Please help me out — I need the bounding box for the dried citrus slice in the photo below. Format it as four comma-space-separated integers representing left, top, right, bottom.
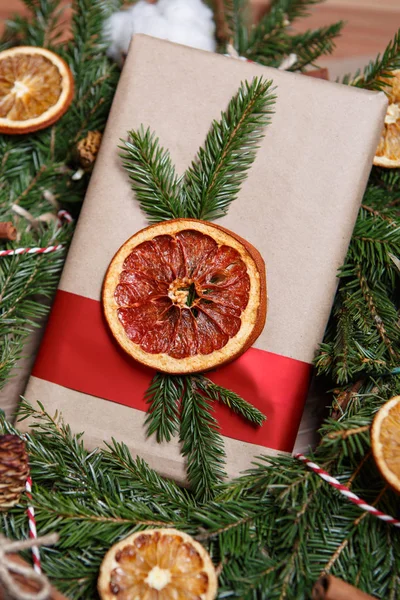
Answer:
0, 46, 74, 134
371, 396, 400, 493
103, 218, 266, 374
98, 528, 218, 600
374, 70, 400, 168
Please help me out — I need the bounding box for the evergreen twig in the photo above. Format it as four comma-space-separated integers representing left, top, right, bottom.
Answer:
184, 77, 276, 220
194, 375, 266, 426
180, 380, 227, 501
144, 373, 183, 442
120, 127, 184, 223
232, 0, 343, 70
343, 29, 400, 91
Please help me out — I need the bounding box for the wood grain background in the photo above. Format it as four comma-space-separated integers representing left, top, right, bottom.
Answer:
0, 1, 399, 60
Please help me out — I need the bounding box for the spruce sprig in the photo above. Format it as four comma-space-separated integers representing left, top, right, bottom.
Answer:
193, 375, 266, 426
144, 373, 183, 442
315, 175, 400, 384
0, 228, 70, 389
343, 29, 400, 91
180, 380, 227, 502
3, 0, 65, 49
184, 78, 276, 220
286, 23, 344, 71
120, 128, 184, 223
233, 0, 343, 69
144, 372, 266, 497
121, 77, 276, 222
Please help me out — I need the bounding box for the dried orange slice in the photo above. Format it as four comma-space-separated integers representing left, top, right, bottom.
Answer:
97, 528, 218, 600
374, 70, 400, 168
371, 396, 400, 493
103, 218, 266, 374
0, 46, 74, 134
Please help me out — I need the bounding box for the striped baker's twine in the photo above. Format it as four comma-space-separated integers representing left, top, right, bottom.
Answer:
57, 209, 73, 225
25, 476, 42, 574
295, 453, 400, 528
0, 244, 64, 257
0, 209, 73, 257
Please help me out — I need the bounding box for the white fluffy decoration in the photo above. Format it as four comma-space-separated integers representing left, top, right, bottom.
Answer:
104, 0, 216, 64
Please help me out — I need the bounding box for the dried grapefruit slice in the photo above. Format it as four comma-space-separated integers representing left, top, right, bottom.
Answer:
103, 218, 266, 374
97, 528, 218, 600
374, 70, 400, 168
371, 396, 400, 494
0, 46, 74, 134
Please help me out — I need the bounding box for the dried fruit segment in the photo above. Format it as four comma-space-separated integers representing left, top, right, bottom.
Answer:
371, 396, 400, 494
374, 70, 400, 168
103, 219, 266, 373
98, 528, 217, 600
0, 46, 74, 134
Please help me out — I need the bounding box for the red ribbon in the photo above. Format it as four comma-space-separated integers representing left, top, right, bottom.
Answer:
32, 291, 312, 452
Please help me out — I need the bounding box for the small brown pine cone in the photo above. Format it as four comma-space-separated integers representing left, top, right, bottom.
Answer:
76, 130, 102, 172
0, 435, 29, 511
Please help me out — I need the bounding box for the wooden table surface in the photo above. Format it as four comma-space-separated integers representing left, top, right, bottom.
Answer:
0, 0, 399, 60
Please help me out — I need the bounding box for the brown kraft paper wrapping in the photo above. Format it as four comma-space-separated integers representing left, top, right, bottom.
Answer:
21, 35, 387, 481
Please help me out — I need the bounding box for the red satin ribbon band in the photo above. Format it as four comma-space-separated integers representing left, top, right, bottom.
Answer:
32, 290, 312, 452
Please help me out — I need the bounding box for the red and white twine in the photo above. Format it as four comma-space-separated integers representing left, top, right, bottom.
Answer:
25, 476, 42, 574
0, 210, 73, 258
295, 453, 400, 528
57, 209, 73, 226
0, 244, 64, 257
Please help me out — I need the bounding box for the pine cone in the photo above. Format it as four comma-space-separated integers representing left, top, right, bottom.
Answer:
0, 435, 29, 511
76, 130, 102, 172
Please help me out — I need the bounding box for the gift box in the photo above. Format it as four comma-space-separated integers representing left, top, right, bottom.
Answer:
21, 35, 386, 480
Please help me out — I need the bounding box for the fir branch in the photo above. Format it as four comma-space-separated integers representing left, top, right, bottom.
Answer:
144, 373, 183, 442
245, 0, 325, 56
4, 0, 65, 48
193, 375, 266, 426
246, 22, 343, 69
286, 23, 344, 71
142, 371, 266, 493
180, 380, 226, 501
240, 0, 343, 70
101, 443, 195, 509
2, 396, 400, 599
315, 180, 400, 384
184, 77, 276, 220
350, 29, 400, 91
120, 127, 183, 222
0, 228, 70, 390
